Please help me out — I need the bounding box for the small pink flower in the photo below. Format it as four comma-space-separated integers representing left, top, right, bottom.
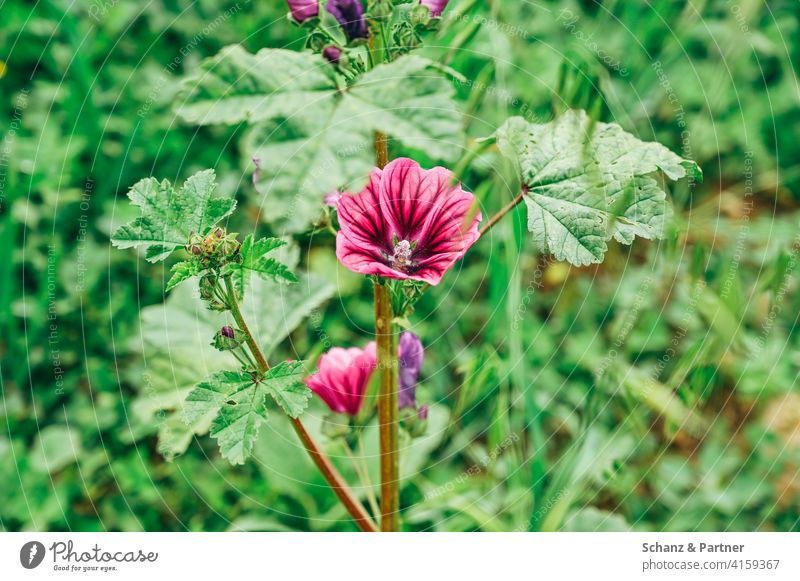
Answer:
324, 190, 343, 207
306, 342, 376, 416
336, 158, 482, 286
286, 0, 319, 22
420, 0, 449, 16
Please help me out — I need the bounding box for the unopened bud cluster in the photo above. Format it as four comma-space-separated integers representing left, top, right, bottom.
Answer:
186, 228, 241, 270
287, 0, 449, 73
212, 326, 247, 351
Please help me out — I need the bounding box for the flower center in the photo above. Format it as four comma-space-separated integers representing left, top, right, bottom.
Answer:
388, 239, 416, 271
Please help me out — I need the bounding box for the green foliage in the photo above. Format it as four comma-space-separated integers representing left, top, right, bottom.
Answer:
130, 269, 334, 461
178, 47, 464, 232
4, 0, 800, 533
111, 170, 236, 262
176, 46, 339, 125
222, 235, 298, 297
167, 260, 203, 291
496, 110, 700, 266
184, 362, 309, 465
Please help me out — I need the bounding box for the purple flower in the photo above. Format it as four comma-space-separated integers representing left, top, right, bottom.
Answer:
322, 46, 343, 65
420, 0, 448, 16
286, 0, 319, 22
220, 326, 235, 339
398, 331, 424, 409
326, 0, 368, 40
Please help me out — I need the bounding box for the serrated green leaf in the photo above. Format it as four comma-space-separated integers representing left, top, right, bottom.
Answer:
111, 169, 236, 262
177, 46, 463, 233
496, 110, 700, 266
132, 265, 335, 460
166, 260, 202, 291
223, 235, 297, 298
184, 370, 266, 465
182, 363, 309, 465
263, 361, 310, 418
176, 45, 339, 125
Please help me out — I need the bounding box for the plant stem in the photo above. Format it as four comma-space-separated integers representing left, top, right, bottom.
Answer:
341, 437, 381, 524
357, 432, 382, 520
374, 281, 400, 531
479, 191, 525, 237
222, 277, 377, 532
292, 417, 378, 532
368, 21, 400, 532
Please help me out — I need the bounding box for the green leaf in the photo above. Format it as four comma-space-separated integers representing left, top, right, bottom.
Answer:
29, 425, 83, 474
184, 370, 266, 465
177, 46, 463, 233
222, 235, 297, 298
166, 260, 202, 291
131, 257, 335, 460
176, 45, 339, 125
262, 361, 310, 419
112, 169, 236, 262
496, 110, 700, 266
183, 363, 309, 465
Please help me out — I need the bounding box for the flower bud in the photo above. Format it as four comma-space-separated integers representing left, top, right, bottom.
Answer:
326, 0, 368, 40
398, 331, 424, 409
402, 404, 429, 438
420, 0, 448, 17
212, 326, 246, 351
369, 0, 393, 21
286, 0, 319, 22
199, 274, 217, 301
322, 45, 343, 65
409, 3, 431, 27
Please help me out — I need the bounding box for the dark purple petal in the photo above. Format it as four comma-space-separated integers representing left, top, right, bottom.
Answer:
287, 0, 319, 22
326, 0, 368, 40
398, 332, 424, 409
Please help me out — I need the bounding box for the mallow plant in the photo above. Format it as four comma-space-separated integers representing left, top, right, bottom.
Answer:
112, 0, 700, 532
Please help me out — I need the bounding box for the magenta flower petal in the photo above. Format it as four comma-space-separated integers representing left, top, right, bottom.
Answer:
420, 0, 449, 17
306, 342, 376, 416
335, 158, 482, 286
286, 0, 319, 22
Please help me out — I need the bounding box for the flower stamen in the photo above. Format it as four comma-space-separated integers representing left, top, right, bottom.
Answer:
388, 239, 416, 271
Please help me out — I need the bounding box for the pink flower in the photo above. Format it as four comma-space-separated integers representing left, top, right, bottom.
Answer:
324, 190, 342, 207
336, 158, 482, 286
286, 0, 319, 22
306, 343, 376, 416
420, 0, 449, 16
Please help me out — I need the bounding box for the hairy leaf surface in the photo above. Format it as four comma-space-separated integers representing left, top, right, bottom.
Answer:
496, 111, 700, 266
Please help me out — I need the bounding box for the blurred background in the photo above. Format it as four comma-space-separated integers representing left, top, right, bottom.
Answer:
1, 0, 799, 531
